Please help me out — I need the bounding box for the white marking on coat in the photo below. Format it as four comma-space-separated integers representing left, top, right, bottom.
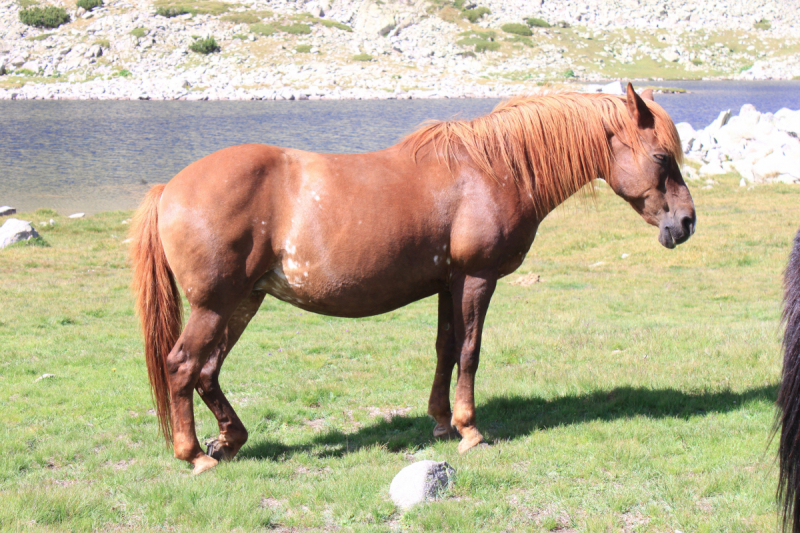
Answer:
434, 255, 441, 265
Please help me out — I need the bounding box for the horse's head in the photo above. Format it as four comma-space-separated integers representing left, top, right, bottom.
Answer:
607, 83, 695, 249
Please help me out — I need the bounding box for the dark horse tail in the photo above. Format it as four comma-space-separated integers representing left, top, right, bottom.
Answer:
778, 226, 800, 532
130, 184, 183, 445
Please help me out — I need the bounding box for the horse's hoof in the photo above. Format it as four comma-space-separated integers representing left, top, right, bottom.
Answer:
456, 427, 486, 454
433, 423, 459, 440
191, 454, 219, 475
206, 438, 236, 461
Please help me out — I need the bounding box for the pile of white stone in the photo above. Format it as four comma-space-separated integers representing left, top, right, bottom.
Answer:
678, 105, 800, 184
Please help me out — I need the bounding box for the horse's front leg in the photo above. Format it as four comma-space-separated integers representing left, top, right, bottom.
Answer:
451, 271, 497, 454
428, 291, 459, 439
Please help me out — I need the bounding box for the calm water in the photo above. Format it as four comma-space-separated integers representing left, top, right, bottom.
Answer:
2, 80, 799, 214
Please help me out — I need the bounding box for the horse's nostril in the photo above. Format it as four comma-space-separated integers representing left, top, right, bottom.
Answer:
680, 214, 695, 236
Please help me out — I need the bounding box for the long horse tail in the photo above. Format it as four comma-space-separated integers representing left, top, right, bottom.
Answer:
778, 226, 800, 532
130, 184, 182, 445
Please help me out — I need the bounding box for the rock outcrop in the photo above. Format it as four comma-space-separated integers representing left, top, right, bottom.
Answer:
1, 0, 799, 100
681, 105, 800, 184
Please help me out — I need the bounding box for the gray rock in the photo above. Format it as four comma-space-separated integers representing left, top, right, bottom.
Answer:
0, 206, 16, 216
389, 460, 454, 510
0, 218, 39, 249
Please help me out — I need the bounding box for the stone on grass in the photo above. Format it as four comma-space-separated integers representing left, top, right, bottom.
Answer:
68, 212, 85, 219
0, 206, 16, 216
0, 218, 39, 249
389, 460, 454, 510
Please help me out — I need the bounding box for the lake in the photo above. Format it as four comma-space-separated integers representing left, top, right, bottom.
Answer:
2, 80, 800, 214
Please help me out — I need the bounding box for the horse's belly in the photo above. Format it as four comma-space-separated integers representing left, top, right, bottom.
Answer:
253, 264, 440, 318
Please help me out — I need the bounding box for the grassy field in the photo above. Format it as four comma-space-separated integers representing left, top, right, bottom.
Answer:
0, 172, 797, 532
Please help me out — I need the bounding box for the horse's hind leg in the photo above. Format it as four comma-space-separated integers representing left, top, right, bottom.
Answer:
198, 290, 266, 462
428, 291, 460, 439
166, 307, 231, 474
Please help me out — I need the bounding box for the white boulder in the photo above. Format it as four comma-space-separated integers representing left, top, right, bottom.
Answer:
0, 206, 16, 216
0, 219, 39, 249
389, 460, 455, 510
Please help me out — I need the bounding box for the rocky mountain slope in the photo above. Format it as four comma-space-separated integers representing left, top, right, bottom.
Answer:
1, 0, 799, 100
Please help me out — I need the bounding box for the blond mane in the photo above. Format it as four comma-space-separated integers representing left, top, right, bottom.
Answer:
401, 92, 684, 215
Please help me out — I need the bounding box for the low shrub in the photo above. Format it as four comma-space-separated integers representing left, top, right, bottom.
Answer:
76, 0, 103, 11
221, 12, 260, 24
526, 17, 550, 28
352, 53, 373, 61
189, 36, 220, 54
19, 6, 70, 28
280, 23, 311, 34
474, 40, 500, 53
462, 6, 489, 23
753, 18, 770, 30
501, 23, 532, 36
27, 32, 53, 40
114, 69, 132, 77
506, 34, 533, 47
317, 18, 351, 31
93, 38, 110, 48
249, 23, 275, 36
295, 44, 312, 53
459, 29, 495, 40
563, 69, 576, 78
129, 27, 148, 38
691, 58, 703, 66
155, 6, 189, 17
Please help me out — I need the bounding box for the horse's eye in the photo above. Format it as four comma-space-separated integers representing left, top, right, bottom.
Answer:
653, 154, 669, 166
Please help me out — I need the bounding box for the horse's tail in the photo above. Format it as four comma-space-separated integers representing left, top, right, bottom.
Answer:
778, 226, 800, 532
130, 184, 182, 445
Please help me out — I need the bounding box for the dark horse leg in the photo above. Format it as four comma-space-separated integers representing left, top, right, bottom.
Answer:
451, 271, 497, 454
428, 291, 460, 439
198, 290, 267, 462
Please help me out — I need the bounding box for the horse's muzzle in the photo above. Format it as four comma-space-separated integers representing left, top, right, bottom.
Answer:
659, 211, 696, 249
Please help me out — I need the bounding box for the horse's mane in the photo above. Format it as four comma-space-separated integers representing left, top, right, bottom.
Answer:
401, 92, 684, 215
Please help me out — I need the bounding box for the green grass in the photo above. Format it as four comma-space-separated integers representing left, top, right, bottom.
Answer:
155, 5, 190, 17
352, 53, 373, 62
0, 174, 795, 531
462, 6, 489, 23
129, 27, 147, 38
249, 22, 275, 36
295, 44, 312, 53
221, 12, 260, 24
153, 0, 232, 16
26, 32, 53, 41
753, 18, 771, 30
280, 22, 311, 35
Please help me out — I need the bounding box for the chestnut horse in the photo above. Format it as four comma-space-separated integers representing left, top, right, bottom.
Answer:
131, 83, 695, 474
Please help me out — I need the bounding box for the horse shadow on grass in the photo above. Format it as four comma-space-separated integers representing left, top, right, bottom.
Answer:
238, 384, 778, 462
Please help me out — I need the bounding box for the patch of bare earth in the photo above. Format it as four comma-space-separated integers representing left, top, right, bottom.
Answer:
621, 510, 650, 532
510, 273, 541, 287
366, 406, 412, 422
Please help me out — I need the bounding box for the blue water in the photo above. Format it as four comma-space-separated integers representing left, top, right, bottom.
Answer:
1, 80, 799, 213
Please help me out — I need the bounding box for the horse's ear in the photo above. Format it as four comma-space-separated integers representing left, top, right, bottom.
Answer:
640, 88, 654, 101
626, 82, 655, 129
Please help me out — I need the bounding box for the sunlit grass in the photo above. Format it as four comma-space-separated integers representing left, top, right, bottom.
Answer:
0, 172, 796, 531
